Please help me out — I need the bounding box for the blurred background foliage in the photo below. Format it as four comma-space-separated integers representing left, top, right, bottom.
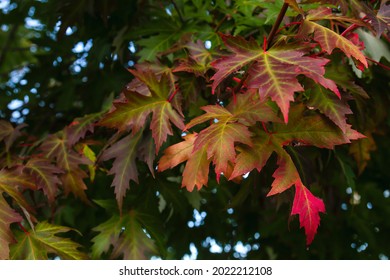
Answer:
1, 0, 390, 259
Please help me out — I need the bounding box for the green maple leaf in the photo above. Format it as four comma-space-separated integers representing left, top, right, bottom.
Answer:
159, 94, 280, 190
369, 2, 390, 38
10, 221, 87, 260
231, 104, 364, 194
0, 169, 36, 212
99, 70, 184, 152
307, 86, 352, 133
91, 205, 162, 260
186, 102, 253, 178
211, 34, 340, 122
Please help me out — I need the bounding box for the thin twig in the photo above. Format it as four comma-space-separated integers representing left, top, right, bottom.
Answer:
266, 3, 289, 50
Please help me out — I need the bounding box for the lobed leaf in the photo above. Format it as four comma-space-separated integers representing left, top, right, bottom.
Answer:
91, 210, 159, 259
10, 221, 87, 260
99, 71, 184, 152
0, 195, 23, 260
100, 133, 142, 212
25, 158, 63, 204
291, 181, 326, 246
300, 19, 368, 67
307, 86, 352, 133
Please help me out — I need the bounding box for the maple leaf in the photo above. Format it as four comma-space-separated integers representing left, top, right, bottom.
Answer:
368, 2, 390, 38
271, 104, 364, 149
0, 120, 26, 152
24, 158, 63, 204
65, 112, 103, 146
158, 133, 197, 172
291, 180, 326, 246
229, 133, 273, 180
307, 86, 352, 133
10, 221, 87, 260
158, 133, 211, 191
99, 70, 184, 152
300, 9, 368, 67
100, 133, 142, 212
0, 169, 36, 213
226, 92, 281, 125
186, 103, 253, 178
0, 195, 23, 260
231, 104, 364, 193
174, 40, 212, 76
40, 133, 91, 202
181, 144, 210, 191
268, 147, 301, 196
91, 209, 160, 259
211, 34, 340, 122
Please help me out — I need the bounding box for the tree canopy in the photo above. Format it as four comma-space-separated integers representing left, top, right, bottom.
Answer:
0, 0, 390, 260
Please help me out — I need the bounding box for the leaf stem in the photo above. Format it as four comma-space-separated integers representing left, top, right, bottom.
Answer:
167, 84, 180, 103
266, 3, 289, 50
366, 57, 390, 71
18, 222, 30, 235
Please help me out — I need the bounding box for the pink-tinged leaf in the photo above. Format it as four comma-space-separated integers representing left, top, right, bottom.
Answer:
291, 181, 326, 245
99, 71, 184, 152
300, 20, 368, 67
150, 102, 185, 152
185, 105, 234, 129
368, 3, 390, 38
158, 134, 196, 172
194, 122, 252, 176
0, 195, 23, 260
210, 34, 262, 94
65, 112, 102, 146
210, 34, 340, 122
182, 145, 210, 191
100, 133, 141, 212
247, 48, 340, 122
25, 158, 63, 204
268, 147, 300, 196
158, 133, 210, 191
307, 86, 352, 133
